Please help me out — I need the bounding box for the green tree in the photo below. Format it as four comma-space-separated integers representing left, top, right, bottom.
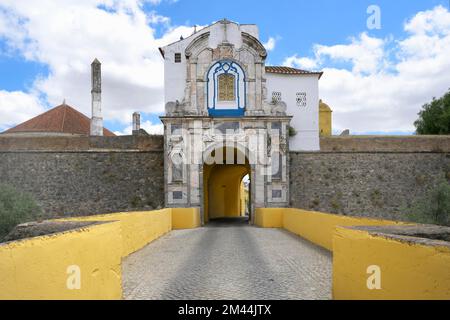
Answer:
406, 181, 450, 226
414, 89, 450, 135
0, 184, 43, 241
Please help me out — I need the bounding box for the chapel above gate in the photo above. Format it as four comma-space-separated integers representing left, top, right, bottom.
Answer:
158, 19, 323, 224
159, 19, 288, 118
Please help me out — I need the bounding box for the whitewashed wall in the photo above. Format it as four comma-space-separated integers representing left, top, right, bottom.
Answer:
162, 22, 259, 107
163, 39, 189, 104
265, 73, 320, 151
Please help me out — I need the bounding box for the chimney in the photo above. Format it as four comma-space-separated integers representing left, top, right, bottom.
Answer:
132, 112, 141, 135
90, 58, 103, 136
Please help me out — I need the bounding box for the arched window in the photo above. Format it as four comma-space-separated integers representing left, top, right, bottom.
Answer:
218, 74, 235, 101
206, 60, 246, 117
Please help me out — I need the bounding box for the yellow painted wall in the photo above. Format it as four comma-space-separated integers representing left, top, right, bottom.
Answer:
0, 221, 123, 300
255, 208, 402, 250
255, 208, 283, 228
172, 208, 201, 229
283, 208, 404, 251
203, 164, 212, 223
256, 208, 450, 300
240, 181, 249, 216
206, 164, 249, 220
0, 208, 200, 300
63, 209, 172, 257
319, 100, 332, 137
333, 226, 450, 300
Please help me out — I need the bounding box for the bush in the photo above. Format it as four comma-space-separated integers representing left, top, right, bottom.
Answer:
0, 184, 43, 241
288, 126, 297, 137
406, 181, 450, 226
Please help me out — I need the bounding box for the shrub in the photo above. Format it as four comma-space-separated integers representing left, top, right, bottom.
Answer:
130, 195, 143, 208
406, 181, 450, 226
0, 184, 43, 241
288, 126, 297, 137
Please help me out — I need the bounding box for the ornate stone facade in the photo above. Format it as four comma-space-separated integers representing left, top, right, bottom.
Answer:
159, 20, 291, 223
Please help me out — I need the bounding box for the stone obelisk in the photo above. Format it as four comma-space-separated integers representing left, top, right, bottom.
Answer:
90, 58, 103, 136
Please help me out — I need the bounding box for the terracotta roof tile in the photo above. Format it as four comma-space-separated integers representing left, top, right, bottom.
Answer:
265, 66, 323, 78
2, 104, 115, 136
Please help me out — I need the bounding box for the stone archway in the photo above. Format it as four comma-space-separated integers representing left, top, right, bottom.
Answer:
202, 145, 253, 224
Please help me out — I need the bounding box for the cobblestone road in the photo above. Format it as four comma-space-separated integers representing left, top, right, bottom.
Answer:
122, 219, 332, 300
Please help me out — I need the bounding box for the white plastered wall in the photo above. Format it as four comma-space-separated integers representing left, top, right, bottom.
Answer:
265, 73, 320, 151
162, 22, 260, 110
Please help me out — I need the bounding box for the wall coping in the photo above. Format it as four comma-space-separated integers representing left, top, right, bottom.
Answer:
348, 224, 450, 249
319, 135, 450, 153
0, 135, 164, 152
1, 134, 449, 153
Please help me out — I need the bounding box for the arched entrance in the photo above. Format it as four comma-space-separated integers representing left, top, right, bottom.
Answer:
203, 146, 252, 224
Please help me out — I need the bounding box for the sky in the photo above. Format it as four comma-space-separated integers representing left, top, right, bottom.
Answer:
0, 0, 450, 135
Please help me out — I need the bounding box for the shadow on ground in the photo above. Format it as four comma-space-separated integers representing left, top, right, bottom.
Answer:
206, 217, 250, 228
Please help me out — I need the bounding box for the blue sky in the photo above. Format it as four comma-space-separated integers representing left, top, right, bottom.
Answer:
154, 0, 448, 63
1, 0, 450, 135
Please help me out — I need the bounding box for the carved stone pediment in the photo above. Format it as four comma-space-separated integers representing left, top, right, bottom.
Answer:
242, 32, 267, 59
166, 100, 199, 116
213, 43, 235, 60
166, 101, 184, 116
262, 101, 287, 116
185, 32, 210, 58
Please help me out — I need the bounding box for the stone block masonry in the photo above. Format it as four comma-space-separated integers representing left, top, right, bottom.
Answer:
0, 135, 164, 152
0, 136, 164, 217
0, 135, 449, 220
320, 135, 450, 153
290, 152, 450, 220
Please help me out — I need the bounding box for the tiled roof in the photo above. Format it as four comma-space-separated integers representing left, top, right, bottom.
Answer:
2, 104, 116, 136
265, 66, 323, 78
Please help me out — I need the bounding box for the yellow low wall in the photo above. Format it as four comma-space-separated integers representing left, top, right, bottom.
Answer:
255, 208, 402, 251
255, 208, 283, 228
0, 208, 199, 300
0, 221, 123, 300
172, 208, 201, 230
256, 208, 450, 300
333, 226, 450, 300
63, 209, 172, 257
283, 208, 403, 251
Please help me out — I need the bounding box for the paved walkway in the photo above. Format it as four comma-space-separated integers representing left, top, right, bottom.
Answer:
122, 219, 332, 300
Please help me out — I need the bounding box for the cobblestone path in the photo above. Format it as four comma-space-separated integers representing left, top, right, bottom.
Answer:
122, 219, 332, 300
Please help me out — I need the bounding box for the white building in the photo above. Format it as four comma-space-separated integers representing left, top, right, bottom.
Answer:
158, 19, 323, 224
160, 20, 323, 151
265, 67, 322, 150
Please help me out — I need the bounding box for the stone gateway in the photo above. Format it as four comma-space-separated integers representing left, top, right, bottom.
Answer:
0, 19, 448, 224
159, 19, 320, 224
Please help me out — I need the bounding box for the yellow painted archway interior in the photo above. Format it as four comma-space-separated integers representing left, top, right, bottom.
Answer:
203, 148, 251, 223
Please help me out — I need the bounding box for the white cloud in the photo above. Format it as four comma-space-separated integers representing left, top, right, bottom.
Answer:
263, 37, 276, 52
284, 32, 387, 74
0, 0, 195, 130
2, 3, 449, 136
284, 55, 318, 70
404, 5, 450, 35
114, 120, 164, 135
0, 90, 46, 131
315, 33, 387, 75
283, 5, 450, 134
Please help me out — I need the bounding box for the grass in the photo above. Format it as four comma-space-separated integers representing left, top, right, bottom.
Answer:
0, 184, 44, 241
